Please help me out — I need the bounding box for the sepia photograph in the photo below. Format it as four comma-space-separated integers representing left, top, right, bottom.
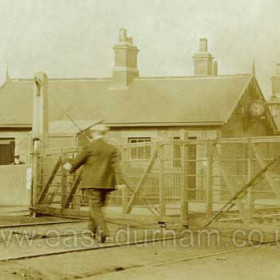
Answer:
0, 0, 280, 279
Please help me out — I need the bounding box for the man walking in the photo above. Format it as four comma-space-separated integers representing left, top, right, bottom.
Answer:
63, 124, 125, 243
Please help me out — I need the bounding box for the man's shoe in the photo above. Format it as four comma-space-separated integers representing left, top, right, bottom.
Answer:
100, 236, 107, 243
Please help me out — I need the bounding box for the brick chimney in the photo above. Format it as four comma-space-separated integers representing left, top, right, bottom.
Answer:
113, 28, 139, 88
268, 64, 280, 118
193, 38, 214, 76
271, 64, 280, 98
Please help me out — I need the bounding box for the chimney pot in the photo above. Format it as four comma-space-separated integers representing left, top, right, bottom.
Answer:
199, 38, 208, 52
119, 28, 127, 42
276, 64, 280, 76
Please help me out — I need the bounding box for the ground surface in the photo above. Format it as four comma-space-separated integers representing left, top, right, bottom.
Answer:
0, 207, 279, 280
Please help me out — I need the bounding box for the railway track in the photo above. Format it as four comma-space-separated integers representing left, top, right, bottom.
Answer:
1, 227, 275, 280
0, 234, 182, 262
0, 218, 179, 262
0, 219, 275, 263
0, 219, 84, 229
80, 243, 277, 280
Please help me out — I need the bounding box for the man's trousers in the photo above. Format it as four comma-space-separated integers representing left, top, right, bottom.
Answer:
84, 188, 111, 238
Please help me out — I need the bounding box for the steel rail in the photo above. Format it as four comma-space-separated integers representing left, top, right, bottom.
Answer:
0, 219, 84, 229
0, 234, 182, 262
0, 232, 276, 263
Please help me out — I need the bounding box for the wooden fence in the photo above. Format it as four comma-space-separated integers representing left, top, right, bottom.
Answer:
31, 137, 280, 227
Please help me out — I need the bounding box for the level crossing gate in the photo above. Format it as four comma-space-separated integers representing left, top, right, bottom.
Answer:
31, 137, 280, 228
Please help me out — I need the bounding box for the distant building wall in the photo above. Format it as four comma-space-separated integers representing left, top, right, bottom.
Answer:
48, 136, 76, 148
0, 130, 31, 164
77, 127, 220, 147
0, 130, 79, 164
3, 118, 274, 165
0, 164, 31, 206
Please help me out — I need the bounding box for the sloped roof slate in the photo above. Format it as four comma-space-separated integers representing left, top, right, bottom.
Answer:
0, 74, 252, 127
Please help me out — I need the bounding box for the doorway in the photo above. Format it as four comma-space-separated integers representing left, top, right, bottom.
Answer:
0, 139, 15, 165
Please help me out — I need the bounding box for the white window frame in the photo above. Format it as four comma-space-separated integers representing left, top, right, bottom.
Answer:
128, 137, 151, 160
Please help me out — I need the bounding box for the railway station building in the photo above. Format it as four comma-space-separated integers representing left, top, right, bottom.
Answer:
0, 29, 277, 164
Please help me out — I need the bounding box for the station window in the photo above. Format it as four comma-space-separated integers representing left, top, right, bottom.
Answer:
128, 137, 151, 159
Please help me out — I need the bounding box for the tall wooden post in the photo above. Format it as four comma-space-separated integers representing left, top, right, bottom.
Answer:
122, 187, 127, 214
247, 144, 254, 212
31, 72, 49, 209
158, 142, 166, 217
206, 140, 213, 220
61, 166, 67, 209
180, 129, 188, 226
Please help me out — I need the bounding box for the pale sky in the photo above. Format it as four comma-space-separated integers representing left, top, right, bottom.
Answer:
0, 0, 279, 98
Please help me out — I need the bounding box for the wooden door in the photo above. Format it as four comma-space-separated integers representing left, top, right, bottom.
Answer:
0, 139, 15, 165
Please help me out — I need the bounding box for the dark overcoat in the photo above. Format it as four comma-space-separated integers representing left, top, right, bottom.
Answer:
70, 139, 122, 190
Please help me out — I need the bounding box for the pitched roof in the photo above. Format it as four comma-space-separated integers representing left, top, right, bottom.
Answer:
0, 74, 253, 127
